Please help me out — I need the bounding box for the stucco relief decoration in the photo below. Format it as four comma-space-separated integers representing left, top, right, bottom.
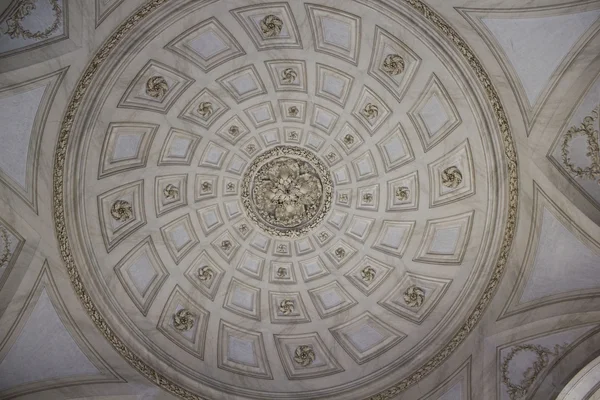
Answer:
561, 105, 600, 182
110, 200, 133, 222
197, 102, 213, 119
281, 68, 297, 83
395, 186, 410, 201
163, 184, 178, 199
145, 76, 169, 98
362, 103, 379, 120
276, 267, 287, 278
289, 131, 298, 140
441, 166, 463, 188
172, 309, 195, 332
294, 345, 315, 367
228, 125, 240, 137
501, 343, 566, 400
197, 266, 213, 281
335, 247, 346, 259
0, 227, 11, 268
2, 0, 61, 40
242, 146, 333, 237
343, 134, 355, 145
382, 54, 405, 75
279, 299, 294, 315
260, 14, 283, 37
201, 181, 212, 192
220, 240, 232, 251
361, 266, 376, 282
288, 106, 299, 117
363, 193, 373, 203
403, 285, 425, 308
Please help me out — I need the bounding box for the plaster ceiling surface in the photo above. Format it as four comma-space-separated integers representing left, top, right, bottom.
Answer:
58, 0, 509, 399
3, 0, 600, 400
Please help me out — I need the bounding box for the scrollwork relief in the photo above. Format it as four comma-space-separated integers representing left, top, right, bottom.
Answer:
172, 309, 195, 332
163, 184, 178, 200
441, 166, 463, 188
145, 76, 169, 98
281, 68, 297, 83
361, 266, 376, 282
382, 54, 405, 75
2, 0, 62, 41
362, 103, 379, 120
279, 299, 294, 315
197, 102, 213, 119
403, 285, 424, 308
561, 106, 600, 182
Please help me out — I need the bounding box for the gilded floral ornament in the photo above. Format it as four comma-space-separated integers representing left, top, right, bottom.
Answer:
362, 103, 379, 120
294, 345, 315, 367
197, 266, 213, 281
361, 266, 376, 282
382, 54, 405, 75
163, 184, 178, 200
145, 76, 168, 98
395, 186, 410, 201
403, 285, 425, 308
110, 200, 133, 222
441, 166, 463, 188
242, 146, 332, 237
501, 343, 565, 400
197, 102, 213, 118
172, 309, 195, 332
279, 299, 294, 315
561, 106, 600, 182
2, 0, 61, 40
260, 14, 283, 37
281, 68, 297, 83
0, 227, 12, 269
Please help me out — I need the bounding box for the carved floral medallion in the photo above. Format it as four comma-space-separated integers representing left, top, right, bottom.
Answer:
241, 146, 333, 237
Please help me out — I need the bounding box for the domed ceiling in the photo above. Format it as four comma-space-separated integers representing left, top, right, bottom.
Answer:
3, 0, 600, 400
56, 0, 512, 398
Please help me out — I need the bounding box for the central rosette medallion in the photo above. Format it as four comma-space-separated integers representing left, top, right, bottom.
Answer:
242, 146, 333, 237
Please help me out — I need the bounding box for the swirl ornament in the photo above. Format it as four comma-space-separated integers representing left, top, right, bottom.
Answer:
382, 54, 405, 75
441, 166, 463, 188
403, 285, 425, 308
395, 186, 410, 201
260, 14, 283, 38
238, 224, 249, 235
172, 309, 194, 332
279, 299, 294, 315
343, 134, 355, 146
362, 103, 379, 120
276, 267, 287, 278
334, 247, 346, 259
277, 244, 287, 253
201, 181, 212, 192
288, 106, 299, 117
242, 146, 333, 238
501, 344, 564, 400
281, 68, 297, 83
246, 144, 257, 154
561, 106, 600, 182
318, 231, 329, 241
197, 102, 213, 118
145, 76, 169, 98
110, 200, 133, 222
220, 240, 232, 251
361, 266, 376, 282
228, 125, 240, 137
0, 227, 12, 269
362, 193, 373, 203
226, 182, 235, 192
294, 345, 315, 367
197, 266, 213, 281
162, 184, 178, 200
3, 0, 62, 40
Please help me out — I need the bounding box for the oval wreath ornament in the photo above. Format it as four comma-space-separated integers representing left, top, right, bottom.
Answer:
52, 1, 518, 399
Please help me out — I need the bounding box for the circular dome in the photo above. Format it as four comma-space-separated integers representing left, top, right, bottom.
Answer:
54, 0, 515, 398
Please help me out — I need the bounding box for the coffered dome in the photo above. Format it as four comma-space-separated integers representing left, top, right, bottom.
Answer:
54, 1, 512, 398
